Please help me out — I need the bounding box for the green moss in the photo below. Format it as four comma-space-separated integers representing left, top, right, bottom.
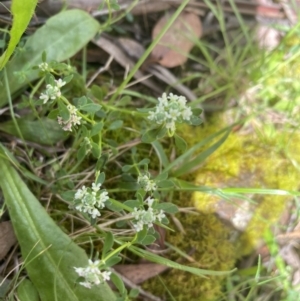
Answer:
143, 206, 236, 301
190, 116, 300, 255
144, 118, 300, 300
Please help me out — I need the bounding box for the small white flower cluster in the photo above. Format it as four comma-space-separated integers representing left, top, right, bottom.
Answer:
137, 174, 157, 192
39, 79, 66, 104
57, 104, 82, 132
132, 197, 165, 232
74, 259, 111, 289
38, 62, 50, 72
74, 182, 109, 219
148, 93, 193, 134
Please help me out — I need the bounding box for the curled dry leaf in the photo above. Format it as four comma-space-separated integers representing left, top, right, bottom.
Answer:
0, 221, 17, 260
151, 11, 202, 68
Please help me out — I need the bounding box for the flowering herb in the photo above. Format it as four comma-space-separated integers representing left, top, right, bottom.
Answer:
74, 260, 111, 289
73, 182, 109, 219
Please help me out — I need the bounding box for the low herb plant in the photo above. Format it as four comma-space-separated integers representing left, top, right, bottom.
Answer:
5, 52, 228, 300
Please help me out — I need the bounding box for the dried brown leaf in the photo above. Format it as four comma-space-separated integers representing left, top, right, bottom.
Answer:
114, 263, 168, 284
151, 11, 202, 68
0, 221, 17, 260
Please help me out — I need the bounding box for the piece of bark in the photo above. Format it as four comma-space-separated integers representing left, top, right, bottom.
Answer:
0, 221, 17, 260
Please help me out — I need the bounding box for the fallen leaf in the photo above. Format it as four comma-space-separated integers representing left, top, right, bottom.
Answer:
151, 11, 202, 68
114, 263, 168, 284
0, 221, 17, 260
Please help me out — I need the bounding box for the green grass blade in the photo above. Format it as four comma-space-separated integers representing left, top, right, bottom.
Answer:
129, 245, 236, 277
0, 0, 38, 70
162, 126, 232, 176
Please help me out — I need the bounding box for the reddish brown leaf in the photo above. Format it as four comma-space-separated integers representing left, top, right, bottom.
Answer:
151, 11, 202, 68
114, 263, 168, 284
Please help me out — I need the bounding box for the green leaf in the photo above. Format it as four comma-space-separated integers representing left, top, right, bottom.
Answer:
129, 288, 139, 298
0, 118, 68, 145
140, 235, 156, 245
0, 155, 116, 301
91, 142, 101, 158
102, 232, 114, 257
154, 203, 178, 214
80, 103, 102, 114
105, 256, 122, 267
107, 120, 123, 130
157, 179, 174, 188
151, 141, 169, 169
189, 115, 203, 126
123, 199, 140, 209
110, 273, 126, 295
174, 134, 187, 152
77, 145, 86, 162
0, 9, 100, 107
91, 122, 103, 136
97, 172, 106, 185
191, 108, 203, 116
122, 165, 132, 172
0, 0, 38, 70
17, 279, 39, 301
155, 172, 168, 181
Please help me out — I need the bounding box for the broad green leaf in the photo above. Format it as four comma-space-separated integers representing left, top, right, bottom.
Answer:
0, 0, 38, 70
0, 118, 68, 145
17, 279, 39, 301
0, 9, 100, 107
0, 155, 116, 301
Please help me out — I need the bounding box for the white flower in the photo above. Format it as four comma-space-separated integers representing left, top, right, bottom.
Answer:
75, 186, 87, 199
156, 210, 166, 222
137, 174, 157, 192
57, 105, 81, 132
96, 191, 109, 209
74, 260, 111, 289
131, 198, 166, 232
158, 92, 168, 107
145, 197, 155, 207
148, 93, 193, 135
55, 78, 66, 88
182, 107, 192, 121
38, 62, 49, 72
39, 93, 49, 104
92, 182, 101, 192
74, 183, 109, 219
